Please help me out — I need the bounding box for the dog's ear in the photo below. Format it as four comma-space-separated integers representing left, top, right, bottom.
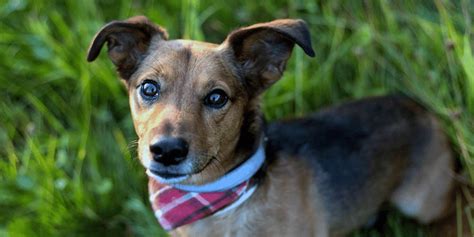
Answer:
87, 16, 168, 80
223, 19, 315, 94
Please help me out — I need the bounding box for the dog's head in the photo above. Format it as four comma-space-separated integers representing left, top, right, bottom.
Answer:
87, 16, 314, 185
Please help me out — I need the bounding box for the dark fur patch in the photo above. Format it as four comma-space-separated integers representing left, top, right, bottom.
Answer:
87, 16, 168, 80
224, 19, 315, 95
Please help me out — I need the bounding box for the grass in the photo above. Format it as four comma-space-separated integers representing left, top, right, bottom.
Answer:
0, 0, 473, 236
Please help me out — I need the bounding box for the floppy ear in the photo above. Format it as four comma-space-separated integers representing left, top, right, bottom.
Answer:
87, 16, 168, 80
223, 19, 315, 94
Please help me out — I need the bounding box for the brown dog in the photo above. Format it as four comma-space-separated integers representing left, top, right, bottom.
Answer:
87, 16, 455, 236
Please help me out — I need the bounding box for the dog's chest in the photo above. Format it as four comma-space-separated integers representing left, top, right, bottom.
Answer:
171, 157, 329, 237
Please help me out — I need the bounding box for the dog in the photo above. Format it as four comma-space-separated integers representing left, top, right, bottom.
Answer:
87, 16, 455, 236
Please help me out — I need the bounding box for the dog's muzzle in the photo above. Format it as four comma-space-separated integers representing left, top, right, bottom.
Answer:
147, 136, 191, 183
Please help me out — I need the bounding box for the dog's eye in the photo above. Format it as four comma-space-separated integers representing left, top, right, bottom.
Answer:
140, 80, 160, 100
204, 89, 228, 109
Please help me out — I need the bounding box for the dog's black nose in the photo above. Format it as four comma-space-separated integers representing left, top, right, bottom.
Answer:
149, 137, 189, 166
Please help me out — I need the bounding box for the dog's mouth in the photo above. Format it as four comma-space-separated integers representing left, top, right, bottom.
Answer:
149, 169, 186, 179
146, 169, 190, 184
146, 157, 216, 185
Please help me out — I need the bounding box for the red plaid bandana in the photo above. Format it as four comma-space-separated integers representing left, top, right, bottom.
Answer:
149, 177, 253, 231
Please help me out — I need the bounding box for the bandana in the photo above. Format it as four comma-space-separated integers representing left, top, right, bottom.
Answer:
147, 142, 265, 231
149, 178, 254, 231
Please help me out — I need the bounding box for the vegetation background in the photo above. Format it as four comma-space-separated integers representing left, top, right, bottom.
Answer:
1, 0, 473, 236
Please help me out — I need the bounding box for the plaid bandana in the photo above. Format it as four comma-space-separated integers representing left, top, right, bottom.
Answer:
148, 177, 254, 231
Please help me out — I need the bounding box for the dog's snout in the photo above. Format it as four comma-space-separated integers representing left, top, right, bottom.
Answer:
149, 137, 189, 166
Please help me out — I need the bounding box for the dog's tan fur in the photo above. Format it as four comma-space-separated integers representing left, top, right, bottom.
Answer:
88, 16, 456, 236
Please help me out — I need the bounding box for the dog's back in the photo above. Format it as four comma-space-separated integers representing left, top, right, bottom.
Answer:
265, 95, 454, 235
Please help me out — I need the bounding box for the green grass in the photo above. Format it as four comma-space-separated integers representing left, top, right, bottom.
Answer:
0, 0, 473, 236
